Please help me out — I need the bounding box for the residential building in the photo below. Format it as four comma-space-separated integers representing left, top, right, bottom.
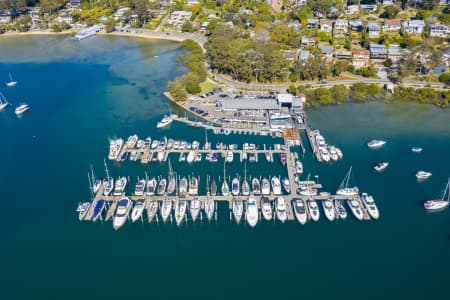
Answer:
306, 18, 318, 29
370, 43, 388, 61
301, 36, 316, 47
168, 11, 192, 27
402, 19, 425, 34
388, 44, 408, 63
0, 13, 11, 24
70, 0, 81, 7
319, 19, 333, 33
333, 19, 348, 37
186, 0, 199, 6
380, 0, 397, 5
287, 20, 302, 33
367, 21, 381, 38
345, 5, 360, 15
335, 50, 352, 60
430, 24, 449, 38
360, 4, 378, 12
318, 45, 333, 60
200, 22, 209, 33
55, 14, 72, 24
349, 19, 363, 31
383, 19, 401, 32
352, 49, 370, 68
298, 50, 310, 61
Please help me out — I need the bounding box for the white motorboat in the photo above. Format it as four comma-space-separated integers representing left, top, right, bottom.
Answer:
134, 179, 146, 196
187, 151, 196, 163
336, 166, 359, 196
151, 140, 159, 149
231, 177, 240, 196
252, 178, 261, 195
271, 177, 282, 195
157, 115, 174, 128
190, 197, 201, 222
6, 73, 17, 87
0, 92, 10, 110
336, 148, 343, 159
146, 200, 159, 223
275, 197, 287, 223
113, 176, 127, 196
103, 177, 114, 196
334, 199, 347, 219
113, 198, 132, 230
424, 178, 450, 211
261, 178, 270, 195
146, 178, 157, 196
108, 139, 123, 160
136, 140, 144, 149
361, 193, 379, 220
204, 193, 215, 221
411, 146, 423, 153
179, 177, 188, 198
348, 199, 364, 220
246, 195, 258, 227
232, 199, 243, 223
160, 199, 172, 222
174, 200, 187, 226
192, 140, 199, 150
77, 202, 91, 221
319, 147, 330, 162
195, 152, 202, 162
261, 196, 273, 221
188, 177, 199, 196
315, 134, 326, 147
15, 103, 30, 115
367, 139, 386, 148
166, 139, 174, 150
282, 177, 290, 194
416, 171, 432, 180
295, 160, 303, 174
131, 199, 146, 222
329, 146, 339, 161
307, 200, 320, 222
157, 151, 165, 162
322, 199, 335, 221
373, 162, 389, 172
298, 187, 317, 196
157, 178, 167, 195
292, 198, 307, 225
226, 151, 233, 163
126, 135, 138, 149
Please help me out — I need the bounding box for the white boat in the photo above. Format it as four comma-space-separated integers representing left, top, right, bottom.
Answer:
190, 197, 201, 222
295, 161, 303, 174
226, 151, 233, 163
157, 178, 167, 195
367, 140, 386, 148
160, 199, 172, 222
424, 178, 450, 211
416, 171, 432, 180
156, 115, 174, 128
232, 199, 243, 223
131, 199, 146, 222
113, 198, 132, 230
89, 166, 102, 194
174, 200, 187, 226
15, 103, 30, 115
242, 179, 250, 196
261, 178, 270, 195
204, 193, 215, 221
192, 140, 199, 150
319, 147, 330, 162
113, 176, 127, 196
146, 200, 159, 223
292, 199, 307, 225
136, 140, 144, 149
246, 195, 258, 227
103, 160, 114, 196
307, 200, 320, 222
179, 177, 188, 198
348, 199, 364, 220
157, 151, 165, 162
166, 139, 174, 149
211, 179, 217, 196
329, 146, 339, 161
167, 161, 176, 195
134, 179, 146, 196
146, 178, 157, 196
77, 202, 91, 221
271, 177, 282, 195
336, 148, 343, 159
281, 177, 290, 194
336, 166, 359, 196
187, 151, 196, 163
252, 178, 261, 195
334, 199, 347, 219
188, 176, 199, 196
108, 138, 124, 160
322, 199, 335, 221
231, 177, 240, 196
195, 152, 202, 162
411, 146, 423, 153
275, 197, 287, 223
373, 162, 389, 172
221, 163, 229, 196
315, 134, 326, 147
261, 196, 273, 221
299, 187, 318, 196
361, 193, 379, 220
0, 92, 10, 110
179, 152, 186, 162
126, 135, 138, 149
151, 140, 159, 149
6, 73, 17, 87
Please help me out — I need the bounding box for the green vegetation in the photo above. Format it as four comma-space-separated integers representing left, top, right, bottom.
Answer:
392, 87, 450, 108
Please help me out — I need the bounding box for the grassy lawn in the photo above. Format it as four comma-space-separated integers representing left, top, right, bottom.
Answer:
199, 81, 216, 95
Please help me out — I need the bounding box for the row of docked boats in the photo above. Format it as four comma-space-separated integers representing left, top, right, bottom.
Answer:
222, 176, 290, 196
310, 129, 343, 163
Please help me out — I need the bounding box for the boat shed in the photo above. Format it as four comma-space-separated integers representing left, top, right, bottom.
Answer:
277, 93, 294, 108
222, 98, 279, 111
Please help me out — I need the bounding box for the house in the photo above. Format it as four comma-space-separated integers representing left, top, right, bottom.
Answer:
370, 43, 388, 61
360, 4, 378, 12
306, 18, 318, 30
200, 22, 209, 33
298, 0, 307, 5
430, 24, 449, 38
298, 50, 310, 61
55, 14, 72, 24
388, 44, 408, 63
335, 50, 352, 60
349, 19, 363, 31
367, 21, 381, 38
301, 36, 316, 47
282, 51, 296, 61
186, 0, 199, 6
352, 49, 370, 68
70, 0, 81, 7
345, 5, 360, 15
383, 19, 401, 32
319, 19, 333, 33
207, 14, 217, 20
402, 20, 425, 34
318, 45, 333, 60
287, 20, 302, 33
0, 13, 11, 24
380, 0, 397, 6
333, 19, 348, 36
168, 11, 192, 27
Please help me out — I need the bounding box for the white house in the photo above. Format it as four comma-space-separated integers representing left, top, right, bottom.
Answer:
333, 19, 348, 36
367, 21, 381, 38
319, 19, 333, 33
168, 11, 192, 27
430, 24, 449, 38
402, 20, 425, 34
383, 19, 401, 32
0, 13, 11, 24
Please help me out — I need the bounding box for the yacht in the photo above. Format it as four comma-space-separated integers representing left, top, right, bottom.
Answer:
0, 92, 10, 110
265, 151, 272, 163
367, 140, 386, 148
159, 199, 171, 222
319, 147, 330, 162
143, 137, 151, 149
187, 151, 196, 163
179, 152, 186, 162
156, 115, 173, 128
146, 200, 159, 223
307, 200, 320, 222
231, 177, 240, 196
336, 166, 359, 196
204, 193, 215, 221
113, 198, 132, 230
295, 160, 303, 174
252, 178, 261, 195
195, 152, 202, 162
190, 197, 201, 222
411, 146, 423, 153
167, 177, 176, 195
241, 179, 250, 196
192, 140, 199, 150
92, 199, 106, 222
361, 193, 379, 220
117, 151, 129, 162
315, 134, 325, 147
179, 177, 188, 198
246, 195, 258, 227
322, 199, 335, 221
348, 199, 364, 220
334, 199, 347, 219
103, 177, 114, 196
298, 187, 318, 196
146, 178, 157, 196
424, 178, 450, 211
292, 198, 307, 225
281, 177, 290, 194
275, 197, 287, 223
134, 179, 146, 196
188, 177, 199, 196
6, 73, 17, 87
373, 162, 389, 172
271, 177, 282, 195
77, 202, 91, 221
113, 176, 127, 196
157, 151, 165, 162
166, 139, 174, 150
329, 146, 339, 161
280, 153, 286, 166
211, 179, 217, 196
15, 103, 30, 115
158, 136, 167, 149
232, 199, 244, 223
261, 178, 271, 195
210, 152, 219, 162
416, 171, 432, 180
261, 196, 273, 221
157, 178, 167, 195
151, 140, 159, 149
126, 135, 138, 149
136, 140, 144, 149
336, 148, 343, 159
131, 199, 146, 222
174, 199, 187, 226
226, 151, 234, 163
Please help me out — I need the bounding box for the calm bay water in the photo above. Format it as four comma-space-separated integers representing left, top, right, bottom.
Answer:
0, 36, 449, 300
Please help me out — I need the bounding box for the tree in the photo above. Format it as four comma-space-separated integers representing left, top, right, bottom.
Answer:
0, 0, 26, 15
361, 29, 370, 48
13, 14, 31, 32
181, 21, 194, 33
381, 5, 400, 19
333, 60, 348, 77
130, 0, 149, 24
399, 54, 418, 78
103, 18, 116, 33
40, 0, 67, 13
330, 85, 349, 104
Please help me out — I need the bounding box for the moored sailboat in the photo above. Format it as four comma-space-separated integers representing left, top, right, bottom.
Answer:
146, 200, 159, 223
336, 166, 359, 196
424, 177, 450, 211
131, 199, 146, 222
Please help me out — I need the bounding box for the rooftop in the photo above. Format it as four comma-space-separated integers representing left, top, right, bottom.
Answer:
222, 98, 279, 111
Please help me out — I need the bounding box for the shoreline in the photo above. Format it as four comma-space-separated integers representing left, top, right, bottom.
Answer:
0, 30, 73, 37
97, 31, 186, 43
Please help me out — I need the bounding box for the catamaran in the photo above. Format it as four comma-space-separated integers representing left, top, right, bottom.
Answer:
134, 179, 146, 196
307, 200, 320, 222
174, 199, 187, 226
113, 176, 127, 196
103, 159, 114, 196
261, 196, 273, 221
334, 199, 347, 219
157, 178, 167, 195
131, 199, 146, 222
336, 166, 359, 196
322, 198, 335, 221
160, 199, 171, 222
252, 178, 261, 195
190, 197, 201, 222
146, 200, 158, 223
113, 198, 132, 230
6, 73, 17, 87
188, 176, 199, 196
15, 103, 30, 115
146, 178, 157, 196
261, 178, 270, 195
275, 197, 287, 223
271, 177, 282, 195
0, 92, 9, 110
232, 199, 243, 223
368, 140, 386, 148
231, 177, 240, 196
246, 195, 258, 227
348, 199, 364, 220
292, 198, 307, 225
361, 193, 379, 220
424, 177, 450, 211
92, 199, 106, 222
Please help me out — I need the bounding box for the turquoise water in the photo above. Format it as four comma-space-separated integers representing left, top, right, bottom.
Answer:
1, 36, 450, 300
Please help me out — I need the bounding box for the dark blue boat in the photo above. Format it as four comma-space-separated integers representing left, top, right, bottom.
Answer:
119, 151, 129, 162
92, 199, 106, 222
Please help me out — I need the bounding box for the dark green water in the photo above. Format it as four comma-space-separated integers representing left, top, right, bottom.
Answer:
1, 36, 449, 300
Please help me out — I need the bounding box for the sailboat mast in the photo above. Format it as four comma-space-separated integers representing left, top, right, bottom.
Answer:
104, 158, 110, 180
